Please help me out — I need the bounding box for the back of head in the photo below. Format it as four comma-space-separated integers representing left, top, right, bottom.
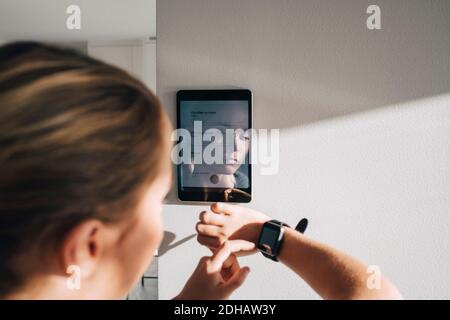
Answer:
0, 42, 169, 297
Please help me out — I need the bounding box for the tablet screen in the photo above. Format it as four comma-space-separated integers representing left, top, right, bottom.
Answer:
176, 90, 252, 202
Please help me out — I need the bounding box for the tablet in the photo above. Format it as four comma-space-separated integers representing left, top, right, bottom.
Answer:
176, 89, 252, 202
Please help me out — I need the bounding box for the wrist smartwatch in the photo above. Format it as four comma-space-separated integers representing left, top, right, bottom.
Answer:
256, 220, 290, 261
257, 218, 308, 261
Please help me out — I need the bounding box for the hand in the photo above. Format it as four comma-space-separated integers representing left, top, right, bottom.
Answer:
224, 188, 251, 202
196, 202, 271, 252
175, 240, 254, 300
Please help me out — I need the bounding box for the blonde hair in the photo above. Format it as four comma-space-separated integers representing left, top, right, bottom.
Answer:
0, 42, 169, 297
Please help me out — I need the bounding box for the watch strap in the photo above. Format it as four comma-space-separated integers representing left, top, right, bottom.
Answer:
295, 218, 308, 234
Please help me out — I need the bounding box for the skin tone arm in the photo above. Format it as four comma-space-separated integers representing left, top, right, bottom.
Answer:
196, 203, 402, 300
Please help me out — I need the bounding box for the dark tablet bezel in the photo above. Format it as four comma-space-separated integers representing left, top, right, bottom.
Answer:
176, 89, 252, 203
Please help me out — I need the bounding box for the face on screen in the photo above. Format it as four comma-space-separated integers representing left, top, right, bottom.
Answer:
179, 100, 250, 190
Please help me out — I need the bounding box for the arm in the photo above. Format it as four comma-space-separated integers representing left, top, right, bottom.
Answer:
196, 203, 402, 300
278, 227, 401, 299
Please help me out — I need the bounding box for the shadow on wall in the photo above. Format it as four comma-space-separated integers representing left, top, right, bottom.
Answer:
157, 0, 450, 129
159, 231, 196, 256
157, 0, 450, 205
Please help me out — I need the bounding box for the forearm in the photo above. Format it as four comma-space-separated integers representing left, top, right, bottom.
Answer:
196, 203, 402, 300
277, 228, 401, 300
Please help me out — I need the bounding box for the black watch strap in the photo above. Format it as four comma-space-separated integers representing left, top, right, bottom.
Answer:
295, 218, 308, 234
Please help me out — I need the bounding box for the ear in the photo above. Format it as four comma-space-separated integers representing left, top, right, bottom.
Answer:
60, 219, 105, 280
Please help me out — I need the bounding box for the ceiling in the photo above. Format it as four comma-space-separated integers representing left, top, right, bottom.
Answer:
0, 0, 156, 42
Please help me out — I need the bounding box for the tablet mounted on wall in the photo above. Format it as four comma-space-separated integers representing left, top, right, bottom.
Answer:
176, 89, 252, 203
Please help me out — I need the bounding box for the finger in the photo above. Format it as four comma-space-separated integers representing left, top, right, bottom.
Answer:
224, 190, 230, 202
220, 266, 250, 295
225, 188, 251, 201
196, 223, 222, 237
209, 240, 256, 271
211, 202, 242, 215
221, 254, 240, 281
234, 247, 258, 257
222, 240, 256, 259
199, 210, 226, 226
197, 234, 222, 249
209, 242, 232, 272
222, 253, 238, 270
198, 210, 207, 221
226, 239, 256, 252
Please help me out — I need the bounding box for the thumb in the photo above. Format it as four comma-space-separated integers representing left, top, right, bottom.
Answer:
220, 266, 250, 296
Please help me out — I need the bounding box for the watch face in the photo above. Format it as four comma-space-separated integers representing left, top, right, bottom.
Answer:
259, 223, 280, 253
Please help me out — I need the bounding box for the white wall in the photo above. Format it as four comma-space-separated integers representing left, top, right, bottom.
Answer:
88, 40, 156, 92
157, 0, 450, 299
0, 0, 156, 42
